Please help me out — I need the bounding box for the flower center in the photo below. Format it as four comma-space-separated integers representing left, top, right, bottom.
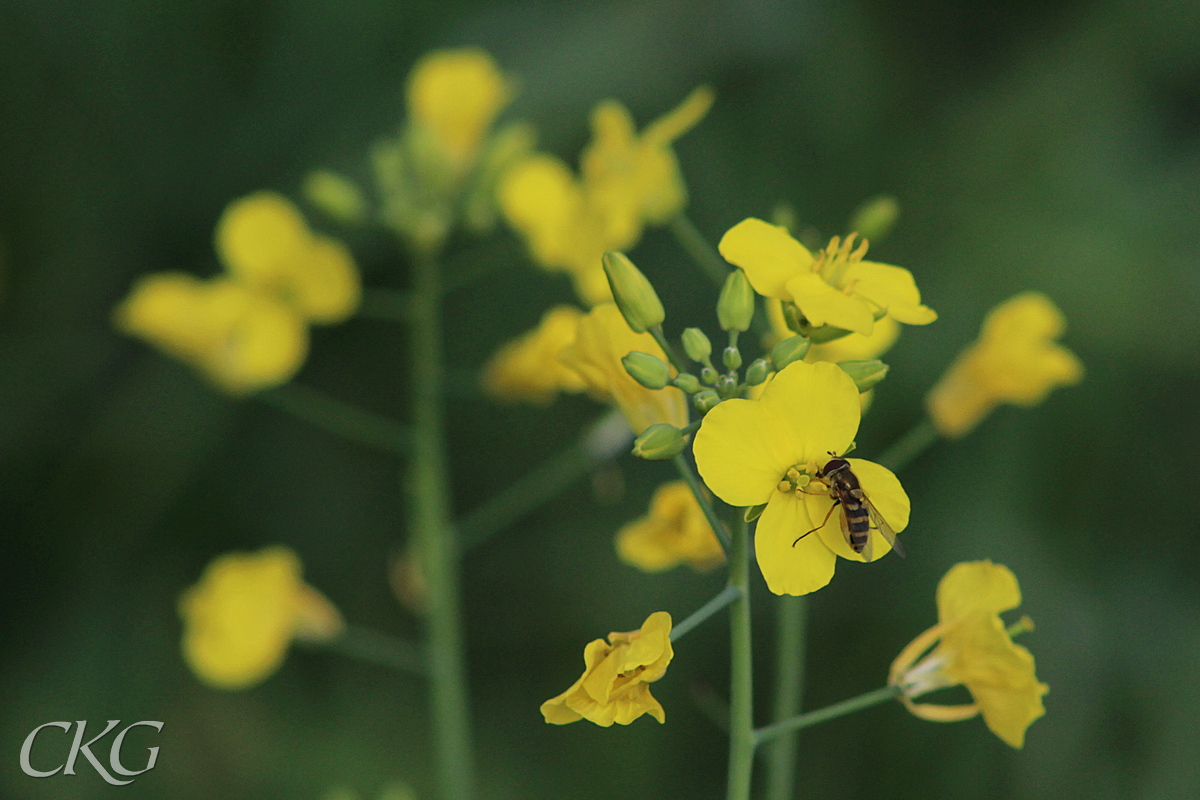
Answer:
813, 233, 869, 289
776, 465, 815, 499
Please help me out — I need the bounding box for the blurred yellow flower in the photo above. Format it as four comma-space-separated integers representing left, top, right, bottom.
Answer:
216, 191, 361, 324
720, 220, 935, 337
541, 611, 673, 726
499, 88, 712, 305
406, 48, 512, 172
616, 481, 725, 572
693, 360, 909, 596
559, 303, 688, 433
926, 291, 1083, 438
114, 273, 308, 395
889, 560, 1048, 748
481, 305, 588, 405
179, 545, 343, 690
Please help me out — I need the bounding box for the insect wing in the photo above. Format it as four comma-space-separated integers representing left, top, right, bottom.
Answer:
863, 495, 904, 559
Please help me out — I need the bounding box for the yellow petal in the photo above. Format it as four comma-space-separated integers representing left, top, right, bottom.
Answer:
405, 48, 511, 168
806, 458, 909, 562
846, 261, 937, 325
785, 273, 876, 335
808, 316, 901, 363
643, 86, 715, 146
498, 155, 583, 269
754, 493, 837, 596
215, 192, 311, 285
615, 481, 724, 572
718, 218, 813, 299
693, 398, 798, 507
482, 305, 587, 405
205, 284, 309, 395
286, 236, 362, 324
936, 560, 1021, 622
756, 360, 860, 462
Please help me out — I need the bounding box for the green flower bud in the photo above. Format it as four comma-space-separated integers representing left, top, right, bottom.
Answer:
693, 389, 721, 413
838, 360, 890, 393
673, 373, 701, 394
303, 170, 367, 225
621, 351, 671, 390
770, 335, 811, 371
745, 358, 770, 386
700, 366, 719, 385
722, 346, 742, 371
848, 195, 899, 243
681, 327, 713, 362
603, 252, 664, 333
717, 269, 755, 332
631, 423, 686, 460
717, 374, 738, 397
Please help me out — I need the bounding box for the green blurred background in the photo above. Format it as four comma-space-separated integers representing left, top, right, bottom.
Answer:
2, 0, 1198, 798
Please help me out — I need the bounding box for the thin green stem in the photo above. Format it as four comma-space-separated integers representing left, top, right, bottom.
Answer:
875, 417, 941, 472
753, 685, 903, 746
726, 515, 755, 800
319, 623, 426, 676
258, 383, 411, 456
673, 455, 731, 551
651, 325, 690, 375
669, 214, 730, 285
409, 250, 473, 800
671, 586, 741, 642
358, 288, 414, 322
764, 596, 809, 800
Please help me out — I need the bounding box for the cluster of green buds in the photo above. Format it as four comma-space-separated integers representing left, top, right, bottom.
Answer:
603, 250, 892, 461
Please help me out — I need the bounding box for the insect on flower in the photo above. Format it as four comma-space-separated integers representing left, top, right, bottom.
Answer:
794, 456, 905, 562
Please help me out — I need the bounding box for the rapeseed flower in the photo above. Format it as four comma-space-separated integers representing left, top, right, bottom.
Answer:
720, 219, 935, 338
541, 611, 673, 726
889, 560, 1048, 748
616, 481, 725, 572
926, 291, 1083, 437
481, 305, 588, 405
693, 360, 909, 596
406, 48, 512, 173
179, 545, 343, 690
559, 303, 688, 433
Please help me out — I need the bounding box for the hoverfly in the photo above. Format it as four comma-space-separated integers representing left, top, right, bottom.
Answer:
792, 456, 904, 562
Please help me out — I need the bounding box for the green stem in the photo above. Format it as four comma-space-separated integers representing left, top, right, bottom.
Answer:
409, 250, 474, 800
673, 455, 731, 551
671, 586, 741, 642
258, 383, 411, 456
651, 325, 690, 375
320, 623, 426, 676
875, 417, 941, 472
358, 288, 414, 322
726, 516, 755, 800
754, 685, 902, 746
669, 214, 729, 286
764, 596, 809, 800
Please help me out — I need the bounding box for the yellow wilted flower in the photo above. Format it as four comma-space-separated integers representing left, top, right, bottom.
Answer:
927, 291, 1083, 438
114, 273, 308, 395
481, 305, 588, 405
693, 360, 909, 596
889, 561, 1048, 748
541, 611, 673, 726
721, 219, 936, 338
559, 303, 688, 433
616, 481, 724, 572
216, 191, 361, 324
179, 545, 343, 690
406, 48, 512, 172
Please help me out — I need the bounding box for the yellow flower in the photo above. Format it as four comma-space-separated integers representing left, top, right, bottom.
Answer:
559, 303, 688, 433
926, 291, 1083, 438
406, 48, 512, 172
541, 611, 673, 726
179, 545, 343, 690
693, 360, 909, 596
616, 481, 725, 572
481, 305, 588, 405
114, 273, 308, 395
215, 191, 361, 324
888, 561, 1048, 748
720, 219, 936, 337
765, 297, 900, 363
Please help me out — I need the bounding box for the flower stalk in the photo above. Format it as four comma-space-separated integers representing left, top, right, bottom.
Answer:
764, 595, 808, 800
726, 515, 754, 800
875, 417, 940, 473
673, 455, 731, 552
754, 685, 903, 746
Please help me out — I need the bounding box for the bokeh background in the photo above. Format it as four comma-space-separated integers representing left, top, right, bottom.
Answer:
2, 0, 1199, 798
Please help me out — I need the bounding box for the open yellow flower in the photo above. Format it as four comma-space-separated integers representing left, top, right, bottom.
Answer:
406, 48, 512, 173
559, 303, 688, 433
114, 273, 308, 395
481, 305, 588, 405
927, 291, 1083, 438
216, 191, 361, 324
541, 611, 673, 726
616, 481, 725, 572
720, 219, 935, 338
889, 561, 1048, 748
693, 360, 909, 596
179, 545, 343, 690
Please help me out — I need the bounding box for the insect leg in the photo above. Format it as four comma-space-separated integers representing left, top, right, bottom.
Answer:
793, 498, 840, 547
